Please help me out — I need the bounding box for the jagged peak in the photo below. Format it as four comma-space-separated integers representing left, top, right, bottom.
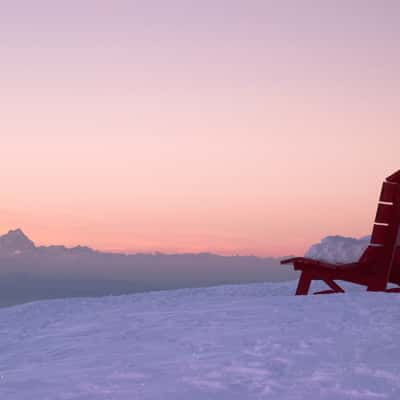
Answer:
0, 228, 36, 253
5, 228, 28, 237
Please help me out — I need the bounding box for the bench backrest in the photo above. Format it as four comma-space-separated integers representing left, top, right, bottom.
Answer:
359, 170, 400, 289
386, 170, 400, 286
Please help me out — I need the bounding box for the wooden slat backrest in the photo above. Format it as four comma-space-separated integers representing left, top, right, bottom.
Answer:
375, 203, 395, 224
380, 182, 398, 203
359, 245, 382, 264
388, 223, 400, 285
386, 170, 400, 183
371, 178, 400, 248
370, 224, 388, 245
365, 175, 400, 290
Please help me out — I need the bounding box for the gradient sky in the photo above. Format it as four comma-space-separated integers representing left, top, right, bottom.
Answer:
1, 1, 400, 256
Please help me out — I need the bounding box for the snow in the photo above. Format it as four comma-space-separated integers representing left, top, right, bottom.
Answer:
305, 235, 370, 263
1, 281, 399, 399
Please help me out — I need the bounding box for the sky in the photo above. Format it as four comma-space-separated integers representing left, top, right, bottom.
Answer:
1, 1, 400, 256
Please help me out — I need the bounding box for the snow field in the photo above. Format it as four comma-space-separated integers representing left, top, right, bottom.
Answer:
0, 282, 399, 399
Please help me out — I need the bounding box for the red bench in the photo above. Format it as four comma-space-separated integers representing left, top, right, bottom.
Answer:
281, 170, 400, 295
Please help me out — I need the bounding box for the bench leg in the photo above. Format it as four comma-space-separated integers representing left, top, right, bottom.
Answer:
367, 280, 387, 292
296, 272, 312, 295
385, 287, 400, 293
314, 280, 345, 295
324, 279, 344, 293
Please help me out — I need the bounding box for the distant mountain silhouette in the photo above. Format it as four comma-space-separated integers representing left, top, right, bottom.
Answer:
0, 229, 374, 308
0, 229, 96, 258
0, 229, 35, 255
0, 229, 295, 308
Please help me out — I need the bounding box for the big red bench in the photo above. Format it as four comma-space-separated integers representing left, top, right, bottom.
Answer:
281, 170, 400, 295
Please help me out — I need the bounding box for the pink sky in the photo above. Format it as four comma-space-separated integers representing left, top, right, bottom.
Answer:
1, 1, 400, 256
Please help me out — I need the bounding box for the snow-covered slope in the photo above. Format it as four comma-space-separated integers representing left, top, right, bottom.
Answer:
1, 282, 399, 399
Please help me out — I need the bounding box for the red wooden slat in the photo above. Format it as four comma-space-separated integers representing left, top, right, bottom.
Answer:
386, 169, 400, 183
295, 272, 312, 295
375, 203, 394, 224
359, 245, 382, 263
379, 182, 398, 203
370, 224, 388, 245
396, 225, 400, 245
393, 247, 400, 266
323, 279, 345, 292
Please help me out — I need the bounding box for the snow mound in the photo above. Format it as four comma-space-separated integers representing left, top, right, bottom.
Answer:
1, 282, 399, 399
305, 235, 370, 263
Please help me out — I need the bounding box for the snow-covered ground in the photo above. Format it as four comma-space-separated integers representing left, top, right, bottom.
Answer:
1, 281, 399, 400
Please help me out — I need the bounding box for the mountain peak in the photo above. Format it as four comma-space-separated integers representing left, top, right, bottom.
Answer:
0, 228, 36, 255
7, 228, 25, 236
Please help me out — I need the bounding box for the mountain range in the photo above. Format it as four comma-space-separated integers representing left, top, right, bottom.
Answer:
0, 228, 295, 307
0, 228, 95, 257
0, 228, 371, 307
